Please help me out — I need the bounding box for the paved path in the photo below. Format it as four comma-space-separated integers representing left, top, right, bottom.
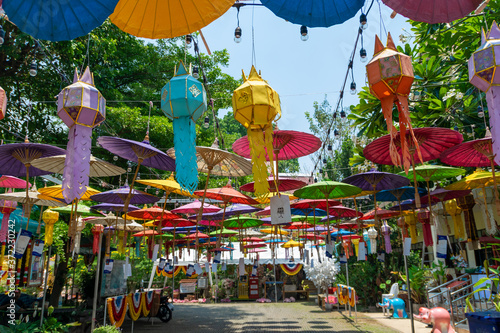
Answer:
118, 302, 403, 332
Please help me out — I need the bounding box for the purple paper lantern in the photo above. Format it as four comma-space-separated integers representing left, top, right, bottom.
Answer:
57, 67, 106, 202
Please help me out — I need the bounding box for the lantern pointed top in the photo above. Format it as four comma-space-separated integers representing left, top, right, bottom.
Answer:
386, 33, 396, 51
79, 67, 94, 86
373, 35, 384, 54
486, 21, 500, 40
174, 61, 189, 76
242, 65, 263, 82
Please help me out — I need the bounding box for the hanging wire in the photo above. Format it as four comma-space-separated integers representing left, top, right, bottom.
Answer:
147, 101, 153, 136
251, 0, 257, 67
80, 34, 91, 74
377, 0, 388, 37
478, 89, 488, 130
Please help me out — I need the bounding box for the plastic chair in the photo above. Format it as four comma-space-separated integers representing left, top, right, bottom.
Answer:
381, 283, 399, 316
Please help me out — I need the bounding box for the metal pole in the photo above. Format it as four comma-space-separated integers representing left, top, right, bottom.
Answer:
39, 246, 52, 327
91, 231, 104, 331
403, 232, 415, 333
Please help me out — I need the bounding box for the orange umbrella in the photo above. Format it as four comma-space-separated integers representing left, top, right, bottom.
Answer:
183, 232, 209, 240
360, 207, 400, 220
133, 229, 160, 237
126, 205, 179, 220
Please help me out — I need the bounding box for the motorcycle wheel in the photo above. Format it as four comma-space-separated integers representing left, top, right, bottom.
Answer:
157, 305, 172, 323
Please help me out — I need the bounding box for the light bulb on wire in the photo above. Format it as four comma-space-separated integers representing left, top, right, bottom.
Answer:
29, 62, 37, 76
300, 26, 309, 41
192, 65, 199, 79
203, 116, 210, 129
350, 81, 357, 95
360, 48, 367, 62
185, 35, 193, 48
359, 13, 368, 30
234, 27, 242, 43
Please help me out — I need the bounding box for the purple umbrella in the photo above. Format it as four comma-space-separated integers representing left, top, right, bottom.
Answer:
0, 139, 65, 227
190, 204, 261, 221
90, 203, 140, 213
305, 226, 329, 232
389, 199, 431, 211
90, 186, 159, 205
343, 169, 410, 226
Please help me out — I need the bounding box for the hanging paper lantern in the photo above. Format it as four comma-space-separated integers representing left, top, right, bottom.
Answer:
0, 86, 7, 120
161, 61, 207, 194
42, 208, 59, 246
92, 225, 104, 254
417, 211, 433, 246
362, 229, 370, 253
456, 195, 479, 242
57, 67, 106, 202
232, 66, 281, 196
367, 227, 378, 254
381, 221, 392, 254
404, 213, 418, 243
366, 33, 421, 173
444, 199, 465, 240
351, 238, 360, 256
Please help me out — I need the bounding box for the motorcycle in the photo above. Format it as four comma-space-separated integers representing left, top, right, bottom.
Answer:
157, 294, 174, 323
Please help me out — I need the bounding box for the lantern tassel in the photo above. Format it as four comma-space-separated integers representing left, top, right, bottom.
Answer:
62, 125, 92, 202
248, 128, 272, 197
173, 117, 198, 194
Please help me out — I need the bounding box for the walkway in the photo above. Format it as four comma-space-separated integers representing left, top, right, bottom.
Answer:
119, 302, 409, 332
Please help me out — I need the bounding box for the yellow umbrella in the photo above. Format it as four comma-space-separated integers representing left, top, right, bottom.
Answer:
143, 221, 157, 227
255, 193, 297, 204
109, 0, 235, 39
39, 185, 100, 201
136, 173, 199, 199
260, 227, 289, 236
281, 239, 304, 248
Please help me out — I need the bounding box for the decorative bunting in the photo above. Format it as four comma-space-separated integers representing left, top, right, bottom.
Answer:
142, 291, 154, 316
280, 263, 303, 276
127, 292, 142, 321
107, 296, 127, 327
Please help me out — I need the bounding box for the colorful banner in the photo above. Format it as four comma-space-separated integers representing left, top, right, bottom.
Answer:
128, 292, 142, 321
280, 263, 303, 276
337, 284, 356, 307
142, 290, 154, 316
107, 295, 127, 327
162, 265, 186, 278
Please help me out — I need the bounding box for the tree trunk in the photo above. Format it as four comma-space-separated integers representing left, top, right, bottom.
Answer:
49, 247, 71, 306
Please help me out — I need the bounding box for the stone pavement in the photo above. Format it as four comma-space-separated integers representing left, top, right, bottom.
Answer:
117, 302, 426, 332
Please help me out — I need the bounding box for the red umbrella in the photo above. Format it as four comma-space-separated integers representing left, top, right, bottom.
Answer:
256, 206, 271, 216
209, 247, 232, 252
171, 200, 220, 215
0, 175, 31, 189
248, 248, 267, 253
382, 0, 482, 24
364, 127, 463, 166
284, 222, 313, 229
337, 221, 369, 229
360, 208, 401, 220
421, 188, 471, 205
127, 205, 179, 220
232, 129, 321, 161
199, 220, 222, 227
161, 218, 195, 228
240, 177, 306, 193
326, 206, 364, 219
184, 232, 209, 240
242, 237, 264, 242
243, 243, 267, 248
133, 229, 160, 237
290, 199, 341, 210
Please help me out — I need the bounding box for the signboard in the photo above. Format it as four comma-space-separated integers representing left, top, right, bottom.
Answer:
101, 260, 127, 297
270, 195, 292, 225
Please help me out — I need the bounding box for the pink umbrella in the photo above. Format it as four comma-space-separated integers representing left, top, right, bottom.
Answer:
248, 248, 267, 253
256, 206, 271, 216
242, 237, 264, 242
240, 177, 306, 193
243, 243, 267, 248
171, 199, 220, 215
0, 175, 31, 189
199, 220, 221, 227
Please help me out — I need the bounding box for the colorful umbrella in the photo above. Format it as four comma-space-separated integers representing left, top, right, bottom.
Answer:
133, 230, 160, 237
360, 208, 401, 220
109, 0, 234, 39
242, 237, 264, 242
183, 232, 209, 240
223, 217, 263, 229
90, 203, 140, 213
389, 199, 432, 211
52, 204, 99, 216
260, 227, 289, 236
255, 192, 298, 204
171, 200, 220, 215
243, 243, 267, 249
260, 0, 365, 27
209, 228, 238, 236
240, 177, 307, 193
290, 199, 341, 211
90, 186, 159, 205
382, 0, 482, 24
194, 203, 261, 221
3, 0, 120, 41
0, 176, 30, 189
32, 154, 125, 178
0, 189, 65, 207
39, 185, 101, 202
375, 186, 427, 202
136, 173, 199, 198
126, 205, 179, 221
282, 239, 303, 248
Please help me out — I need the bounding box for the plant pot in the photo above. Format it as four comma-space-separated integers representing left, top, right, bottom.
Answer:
466, 311, 500, 333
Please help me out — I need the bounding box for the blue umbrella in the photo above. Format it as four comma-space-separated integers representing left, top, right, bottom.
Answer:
260, 0, 365, 28
389, 199, 429, 212
291, 207, 327, 216
3, 0, 120, 41
374, 186, 427, 202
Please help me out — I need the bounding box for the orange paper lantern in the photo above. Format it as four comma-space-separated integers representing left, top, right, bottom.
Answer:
366, 33, 421, 173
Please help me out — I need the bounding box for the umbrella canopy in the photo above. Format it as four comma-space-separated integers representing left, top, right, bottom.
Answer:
399, 165, 465, 183
360, 208, 401, 220
184, 232, 209, 240
136, 173, 198, 198
381, 0, 482, 24
440, 137, 496, 168
375, 186, 427, 202
389, 199, 432, 211
171, 199, 220, 215
84, 214, 126, 226
242, 237, 265, 242
233, 130, 322, 161
243, 243, 267, 249
445, 170, 497, 190
240, 177, 307, 193
305, 225, 329, 232
90, 203, 140, 213
291, 215, 322, 223
39, 185, 101, 202
256, 206, 272, 216
53, 204, 99, 216
337, 221, 370, 230
90, 186, 159, 205
298, 233, 325, 240
98, 136, 175, 171
109, 0, 234, 39
421, 188, 472, 205
255, 192, 297, 204
223, 217, 263, 229
32, 154, 125, 177
168, 145, 253, 177
248, 248, 267, 253
363, 127, 463, 166
284, 222, 313, 229
327, 206, 364, 218
290, 199, 341, 210
193, 183, 259, 205
260, 227, 290, 235
126, 205, 179, 220
161, 218, 196, 228
0, 176, 31, 189
282, 239, 304, 248
194, 204, 261, 220
209, 228, 238, 236
294, 181, 362, 200
114, 221, 144, 232
260, 0, 365, 27
3, 0, 119, 41
342, 169, 410, 191
0, 141, 66, 177
133, 229, 160, 237
0, 190, 66, 207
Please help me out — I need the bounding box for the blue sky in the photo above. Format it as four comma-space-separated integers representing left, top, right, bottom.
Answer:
199, 1, 411, 173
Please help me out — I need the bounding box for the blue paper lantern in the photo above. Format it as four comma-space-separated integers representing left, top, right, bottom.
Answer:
161, 61, 207, 193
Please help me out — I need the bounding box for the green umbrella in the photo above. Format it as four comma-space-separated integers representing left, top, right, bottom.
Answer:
209, 228, 238, 236
293, 181, 362, 244
223, 217, 263, 229
291, 215, 321, 223
52, 204, 97, 216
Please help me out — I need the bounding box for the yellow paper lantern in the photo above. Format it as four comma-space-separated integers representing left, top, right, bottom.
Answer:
43, 208, 59, 246
445, 199, 465, 240
404, 213, 418, 244
232, 66, 281, 196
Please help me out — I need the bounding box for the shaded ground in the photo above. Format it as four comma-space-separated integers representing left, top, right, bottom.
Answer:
118, 301, 401, 332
